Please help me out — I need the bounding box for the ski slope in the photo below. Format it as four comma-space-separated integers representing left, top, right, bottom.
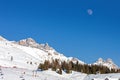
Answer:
0, 67, 120, 80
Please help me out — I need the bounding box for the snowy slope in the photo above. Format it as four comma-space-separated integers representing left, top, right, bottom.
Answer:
0, 67, 120, 80
0, 36, 84, 70
0, 67, 88, 80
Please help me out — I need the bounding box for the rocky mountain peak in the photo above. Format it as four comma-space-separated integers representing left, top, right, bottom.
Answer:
26, 38, 36, 43
18, 38, 39, 47
44, 43, 53, 50
17, 38, 53, 51
94, 58, 118, 69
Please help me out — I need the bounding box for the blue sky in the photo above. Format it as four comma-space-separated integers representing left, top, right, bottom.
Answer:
0, 0, 120, 66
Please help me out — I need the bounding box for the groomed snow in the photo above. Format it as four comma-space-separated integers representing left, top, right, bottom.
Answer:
0, 67, 120, 80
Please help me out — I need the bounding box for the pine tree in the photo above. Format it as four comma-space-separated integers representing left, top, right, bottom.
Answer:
38, 59, 119, 74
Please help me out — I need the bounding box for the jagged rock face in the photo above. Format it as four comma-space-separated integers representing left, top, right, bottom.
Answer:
17, 38, 53, 51
18, 39, 26, 45
26, 38, 36, 45
18, 38, 39, 47
44, 43, 53, 50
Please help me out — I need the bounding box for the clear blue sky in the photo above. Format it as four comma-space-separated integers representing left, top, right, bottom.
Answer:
0, 0, 120, 66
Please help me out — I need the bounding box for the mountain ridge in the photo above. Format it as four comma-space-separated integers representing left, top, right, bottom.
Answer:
0, 36, 119, 70
0, 36, 84, 70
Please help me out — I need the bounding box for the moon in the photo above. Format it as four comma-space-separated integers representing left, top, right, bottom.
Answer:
87, 9, 93, 15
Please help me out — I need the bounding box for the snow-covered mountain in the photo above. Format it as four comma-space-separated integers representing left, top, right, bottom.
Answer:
0, 36, 84, 70
93, 58, 118, 69
0, 36, 120, 80
0, 36, 119, 71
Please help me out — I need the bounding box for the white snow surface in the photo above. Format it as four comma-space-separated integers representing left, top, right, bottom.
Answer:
0, 67, 120, 80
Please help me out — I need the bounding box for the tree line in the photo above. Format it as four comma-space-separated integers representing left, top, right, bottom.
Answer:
38, 59, 120, 74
